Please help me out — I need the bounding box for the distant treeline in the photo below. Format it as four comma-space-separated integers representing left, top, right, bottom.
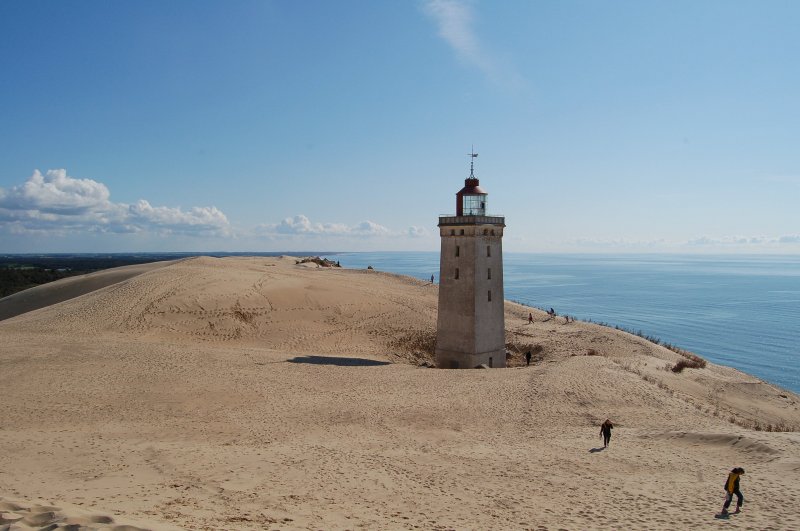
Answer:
0, 252, 338, 298
0, 255, 163, 298
0, 254, 186, 298
0, 267, 80, 297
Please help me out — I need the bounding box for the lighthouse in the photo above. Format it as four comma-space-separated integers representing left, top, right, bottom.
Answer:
435, 151, 506, 369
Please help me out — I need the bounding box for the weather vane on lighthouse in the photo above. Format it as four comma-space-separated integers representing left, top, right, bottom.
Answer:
468, 146, 478, 178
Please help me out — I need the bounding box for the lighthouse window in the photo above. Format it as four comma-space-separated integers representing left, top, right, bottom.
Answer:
455, 268, 460, 280
460, 229, 465, 235
488, 268, 491, 280
488, 290, 492, 302
486, 245, 491, 257
483, 229, 488, 235
462, 195, 486, 215
450, 229, 455, 236
456, 245, 460, 257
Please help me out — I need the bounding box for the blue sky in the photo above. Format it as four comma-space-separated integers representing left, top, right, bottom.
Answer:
1, 0, 798, 253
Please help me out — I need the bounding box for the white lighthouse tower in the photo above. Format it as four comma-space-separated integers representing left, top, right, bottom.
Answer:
435, 151, 506, 369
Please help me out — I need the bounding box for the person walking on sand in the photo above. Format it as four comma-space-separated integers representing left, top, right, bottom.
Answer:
600, 419, 613, 448
721, 467, 745, 515
528, 313, 533, 324
525, 351, 532, 366
430, 274, 434, 284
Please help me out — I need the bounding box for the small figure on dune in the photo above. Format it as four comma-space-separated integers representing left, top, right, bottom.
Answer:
600, 419, 613, 448
564, 315, 570, 323
548, 307, 556, 319
720, 467, 745, 516
528, 312, 533, 324
525, 350, 532, 366
430, 274, 435, 284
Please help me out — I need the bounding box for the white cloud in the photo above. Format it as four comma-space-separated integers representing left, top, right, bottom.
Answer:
267, 214, 389, 238
274, 215, 349, 235
0, 169, 230, 237
0, 169, 110, 214
423, 0, 482, 65
0, 172, 433, 250
353, 220, 390, 236
407, 226, 429, 238
128, 200, 229, 233
421, 0, 522, 88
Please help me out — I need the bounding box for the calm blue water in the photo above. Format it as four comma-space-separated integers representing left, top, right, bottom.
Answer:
329, 252, 800, 394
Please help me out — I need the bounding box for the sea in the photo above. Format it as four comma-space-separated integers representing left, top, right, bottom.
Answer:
329, 252, 800, 394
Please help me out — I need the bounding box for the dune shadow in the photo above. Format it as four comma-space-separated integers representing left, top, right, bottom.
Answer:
288, 356, 391, 367
589, 447, 606, 453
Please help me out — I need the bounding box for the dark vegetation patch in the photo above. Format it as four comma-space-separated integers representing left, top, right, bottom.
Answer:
0, 267, 80, 297
505, 341, 545, 366
672, 356, 707, 373
391, 328, 436, 363
295, 256, 341, 267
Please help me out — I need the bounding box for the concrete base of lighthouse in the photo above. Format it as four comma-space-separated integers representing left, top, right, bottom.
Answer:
435, 347, 506, 369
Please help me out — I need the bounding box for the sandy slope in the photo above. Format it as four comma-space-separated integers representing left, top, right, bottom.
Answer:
1, 256, 799, 530
0, 260, 176, 322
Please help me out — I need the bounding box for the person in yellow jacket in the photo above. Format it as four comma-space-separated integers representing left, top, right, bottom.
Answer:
721, 467, 745, 515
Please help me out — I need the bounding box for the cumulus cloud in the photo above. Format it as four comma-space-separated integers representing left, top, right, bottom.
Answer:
267, 215, 389, 237
407, 226, 429, 238
0, 169, 110, 214
0, 169, 230, 236
352, 220, 390, 236
128, 200, 229, 232
275, 215, 348, 235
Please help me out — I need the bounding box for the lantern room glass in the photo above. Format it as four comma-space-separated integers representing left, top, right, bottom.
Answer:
462, 194, 487, 215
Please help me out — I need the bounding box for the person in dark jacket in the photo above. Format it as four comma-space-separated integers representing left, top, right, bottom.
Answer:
721, 467, 745, 515
600, 419, 613, 448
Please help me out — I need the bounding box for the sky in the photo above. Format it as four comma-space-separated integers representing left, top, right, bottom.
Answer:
1, 0, 798, 254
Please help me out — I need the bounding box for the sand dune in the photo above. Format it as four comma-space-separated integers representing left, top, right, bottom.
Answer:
1, 256, 799, 530
0, 260, 175, 322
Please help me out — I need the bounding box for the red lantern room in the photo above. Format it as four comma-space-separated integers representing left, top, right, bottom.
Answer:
456, 150, 487, 216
